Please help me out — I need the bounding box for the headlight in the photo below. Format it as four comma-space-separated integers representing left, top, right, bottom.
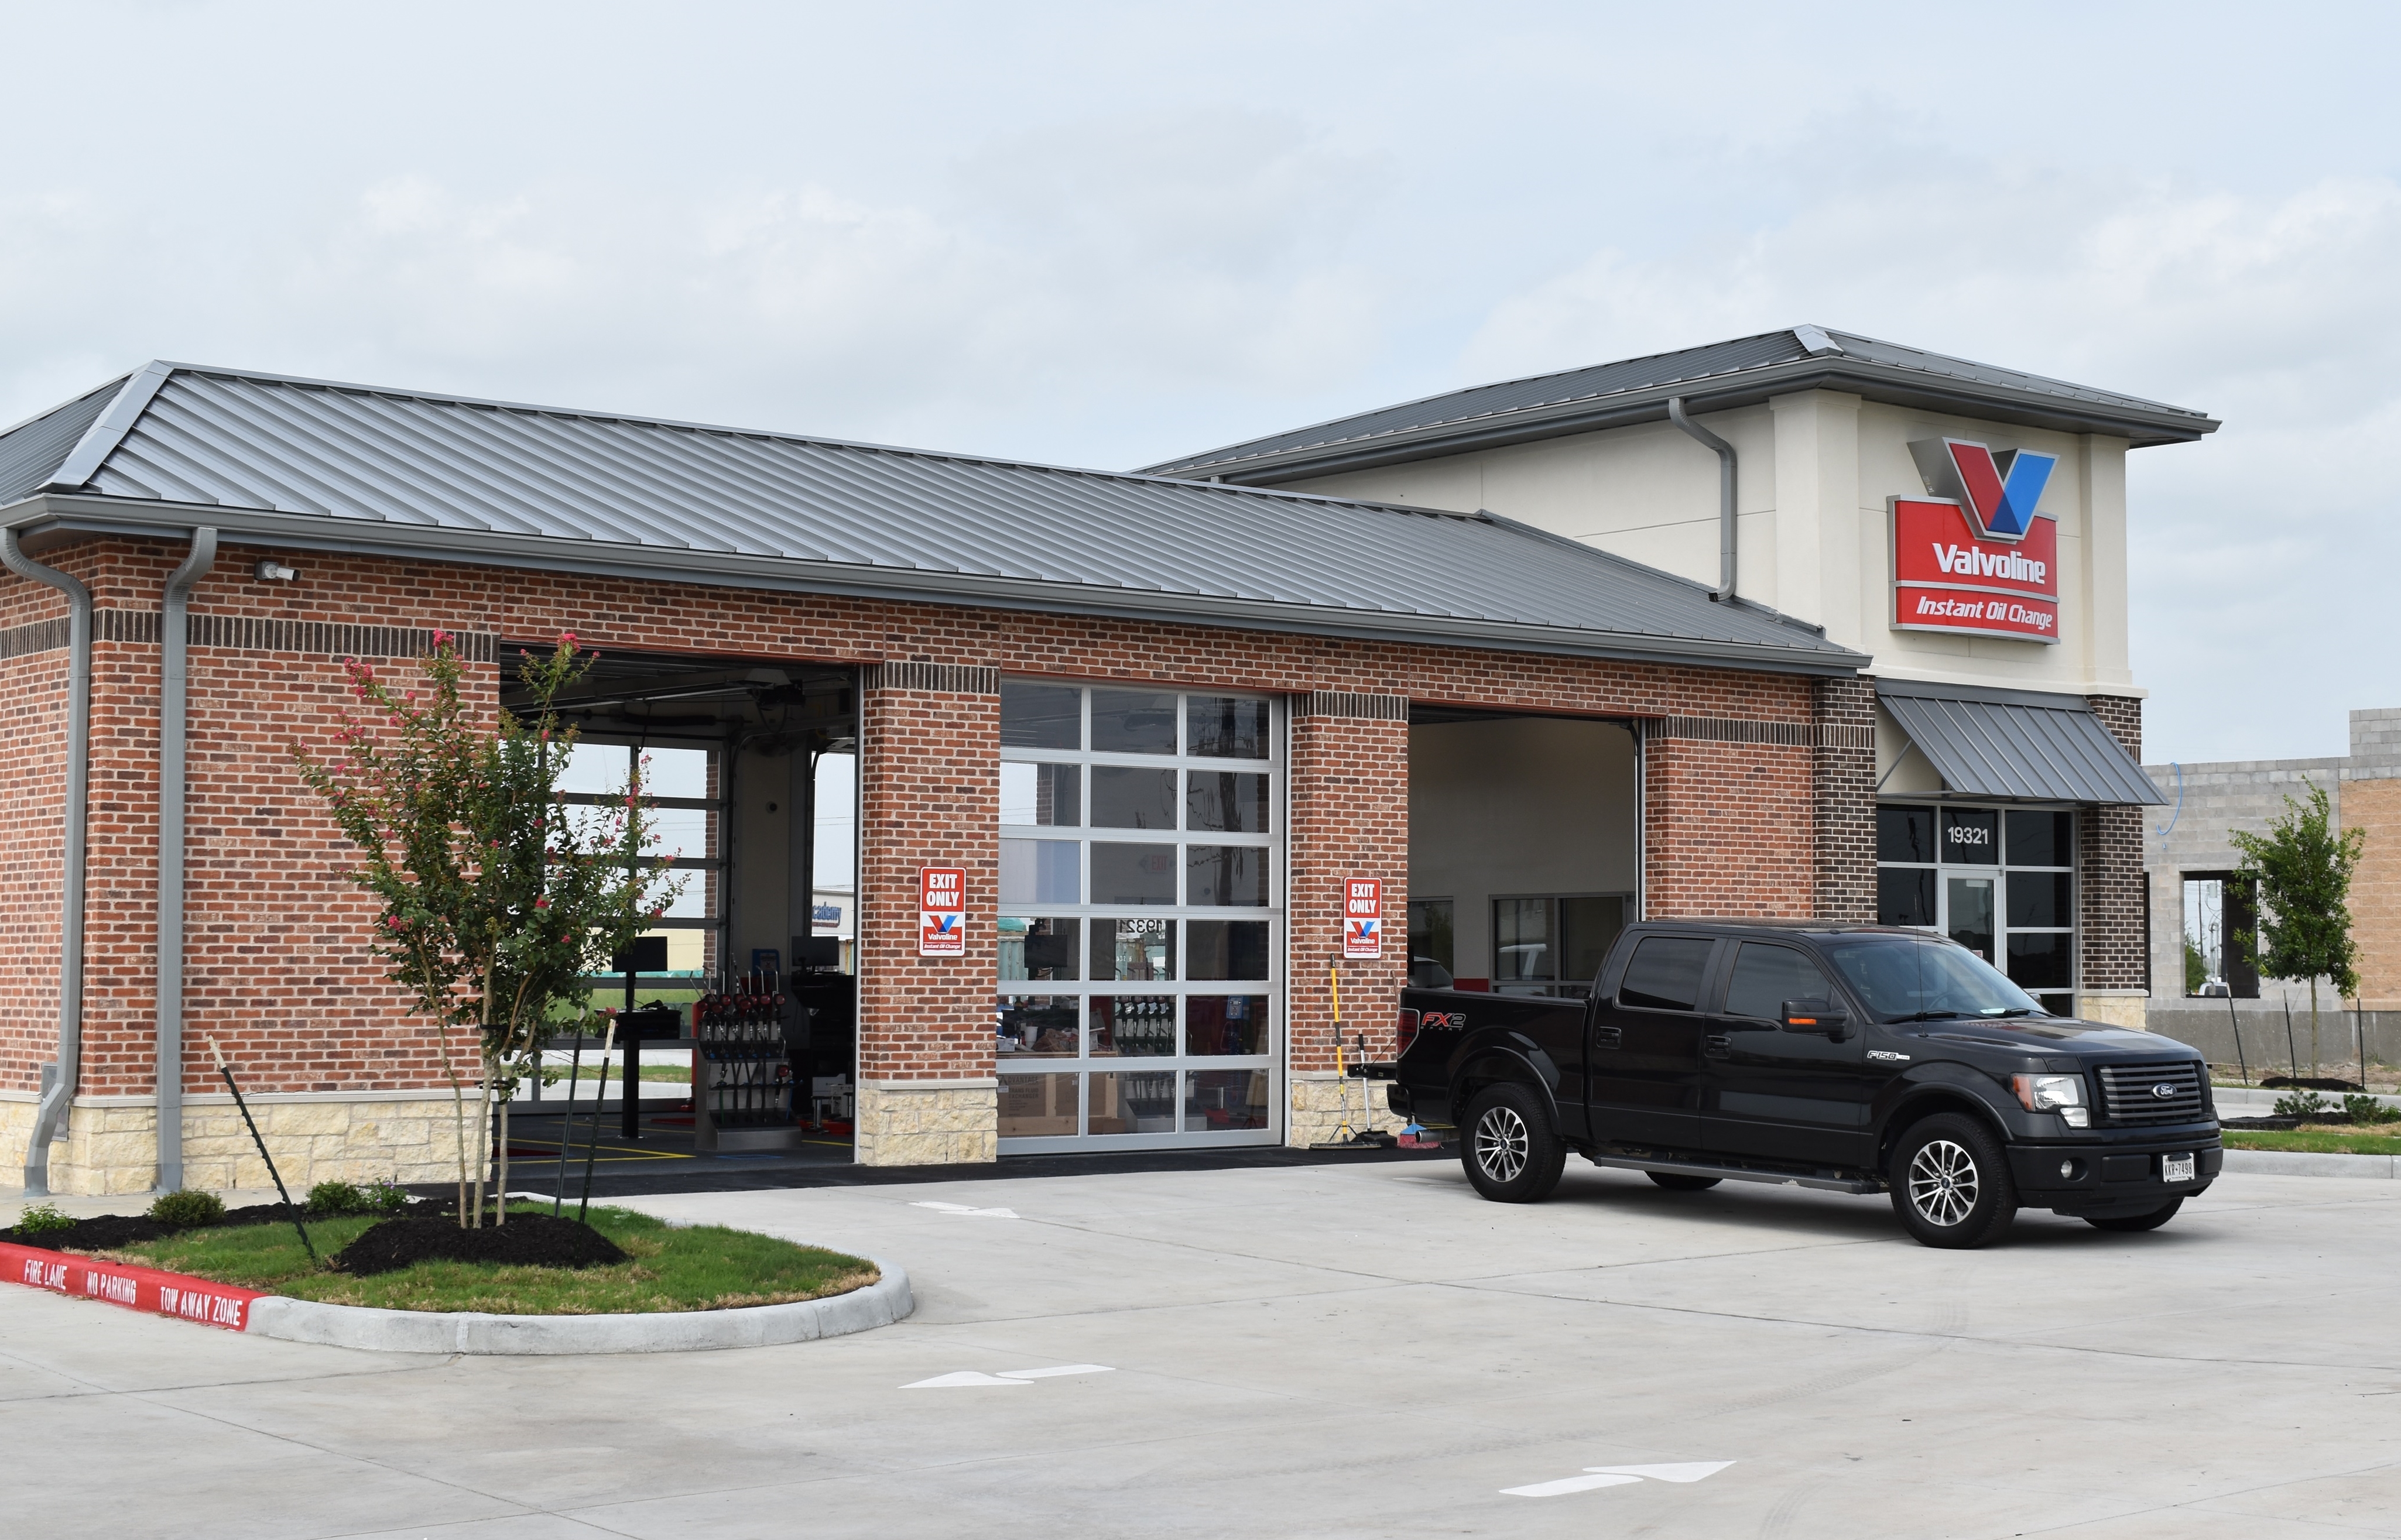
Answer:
2013, 1073, 2085, 1113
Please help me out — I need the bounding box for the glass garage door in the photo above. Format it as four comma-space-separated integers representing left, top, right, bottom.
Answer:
995, 680, 1282, 1152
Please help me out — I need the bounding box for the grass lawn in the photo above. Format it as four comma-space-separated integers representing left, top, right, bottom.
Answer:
100, 1205, 875, 1315
2221, 1127, 2401, 1157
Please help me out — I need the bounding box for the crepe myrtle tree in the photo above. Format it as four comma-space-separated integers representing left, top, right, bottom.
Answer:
2231, 783, 2367, 1081
295, 632, 684, 1227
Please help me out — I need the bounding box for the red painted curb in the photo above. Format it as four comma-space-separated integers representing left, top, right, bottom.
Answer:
1, 1239, 270, 1331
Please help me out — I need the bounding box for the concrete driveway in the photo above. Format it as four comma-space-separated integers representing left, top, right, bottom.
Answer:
4, 1160, 2397, 1538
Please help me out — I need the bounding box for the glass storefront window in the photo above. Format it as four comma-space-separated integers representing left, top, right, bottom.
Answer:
1091, 842, 1176, 904
1001, 682, 1083, 749
996, 996, 1079, 1057
1186, 770, 1270, 833
1091, 766, 1178, 828
998, 1072, 1078, 1137
1878, 802, 2074, 1013
1091, 689, 1179, 753
1000, 680, 1279, 1146
1091, 996, 1176, 1057
1000, 762, 1080, 826
1187, 697, 1270, 760
1186, 996, 1269, 1055
1001, 840, 1080, 906
1185, 1069, 1270, 1130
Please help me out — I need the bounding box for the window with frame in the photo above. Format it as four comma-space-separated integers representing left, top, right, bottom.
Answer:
995, 682, 1280, 1144
1491, 894, 1626, 996
556, 740, 720, 1006
1876, 803, 2075, 1014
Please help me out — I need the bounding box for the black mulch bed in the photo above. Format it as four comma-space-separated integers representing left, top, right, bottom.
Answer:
2, 1198, 447, 1253
334, 1214, 628, 1276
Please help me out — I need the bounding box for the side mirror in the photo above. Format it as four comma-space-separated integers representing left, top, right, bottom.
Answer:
1780, 999, 1848, 1035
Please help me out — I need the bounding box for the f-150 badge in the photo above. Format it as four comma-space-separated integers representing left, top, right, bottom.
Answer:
1866, 1049, 1911, 1062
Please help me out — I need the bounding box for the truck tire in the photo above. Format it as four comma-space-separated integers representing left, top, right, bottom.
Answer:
1889, 1113, 2017, 1249
2084, 1198, 2183, 1233
1646, 1172, 1721, 1192
1461, 1083, 1566, 1203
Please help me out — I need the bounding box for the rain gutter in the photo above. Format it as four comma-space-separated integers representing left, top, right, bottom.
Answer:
1668, 397, 1738, 603
155, 527, 218, 1192
10, 493, 1870, 679
1, 529, 93, 1196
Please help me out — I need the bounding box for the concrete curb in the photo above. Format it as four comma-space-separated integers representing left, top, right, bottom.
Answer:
244, 1258, 911, 1354
2221, 1150, 2397, 1179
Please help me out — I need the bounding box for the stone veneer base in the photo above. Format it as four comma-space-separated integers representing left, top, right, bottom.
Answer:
0, 1092, 473, 1196
854, 1081, 998, 1167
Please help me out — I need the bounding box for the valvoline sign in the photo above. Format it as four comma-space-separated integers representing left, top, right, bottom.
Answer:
1893, 438, 2062, 644
919, 867, 965, 958
1343, 878, 1382, 960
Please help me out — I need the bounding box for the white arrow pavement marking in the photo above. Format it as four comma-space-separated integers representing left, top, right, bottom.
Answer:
1502, 1474, 1645, 1498
1502, 1460, 1733, 1497
903, 1365, 1115, 1390
910, 1201, 1019, 1217
1586, 1463, 1734, 1483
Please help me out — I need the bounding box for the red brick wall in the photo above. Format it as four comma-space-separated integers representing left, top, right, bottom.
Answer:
2082, 695, 2149, 993
1642, 729, 1816, 920
1287, 700, 1410, 1069
1814, 676, 1878, 922
0, 643, 70, 1095
857, 668, 999, 1082
4, 536, 1836, 1100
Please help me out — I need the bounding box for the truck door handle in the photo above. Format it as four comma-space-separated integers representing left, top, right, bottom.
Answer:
1704, 1033, 1731, 1059
1594, 1026, 1622, 1049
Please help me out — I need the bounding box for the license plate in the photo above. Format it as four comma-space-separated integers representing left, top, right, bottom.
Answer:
2163, 1153, 2196, 1183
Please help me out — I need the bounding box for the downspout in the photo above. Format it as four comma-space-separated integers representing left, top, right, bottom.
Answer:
1667, 397, 1737, 603
2, 530, 93, 1196
156, 529, 218, 1192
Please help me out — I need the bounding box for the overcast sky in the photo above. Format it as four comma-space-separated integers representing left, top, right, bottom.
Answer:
5, 2, 2391, 764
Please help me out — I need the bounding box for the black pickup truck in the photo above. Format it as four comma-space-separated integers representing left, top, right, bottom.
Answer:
1375, 920, 2221, 1249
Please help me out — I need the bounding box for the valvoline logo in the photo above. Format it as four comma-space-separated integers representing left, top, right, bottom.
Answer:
1907, 437, 2057, 543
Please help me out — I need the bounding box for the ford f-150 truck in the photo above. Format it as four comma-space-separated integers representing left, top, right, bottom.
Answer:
1374, 920, 2221, 1249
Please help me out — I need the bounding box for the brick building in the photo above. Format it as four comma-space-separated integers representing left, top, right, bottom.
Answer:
0, 333, 2208, 1193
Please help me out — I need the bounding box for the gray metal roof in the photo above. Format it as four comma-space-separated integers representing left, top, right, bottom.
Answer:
1143, 325, 2219, 482
0, 377, 124, 505
1880, 682, 2166, 805
0, 362, 1865, 675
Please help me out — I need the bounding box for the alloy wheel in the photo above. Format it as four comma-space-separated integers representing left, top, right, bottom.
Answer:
1907, 1138, 1980, 1227
1475, 1105, 1529, 1184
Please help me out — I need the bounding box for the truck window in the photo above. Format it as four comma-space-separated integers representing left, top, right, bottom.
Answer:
1722, 944, 1833, 1021
1617, 937, 1713, 1011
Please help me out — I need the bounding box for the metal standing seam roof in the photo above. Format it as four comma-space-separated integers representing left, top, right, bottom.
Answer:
0, 362, 1866, 675
1142, 325, 2220, 481
1880, 686, 2166, 805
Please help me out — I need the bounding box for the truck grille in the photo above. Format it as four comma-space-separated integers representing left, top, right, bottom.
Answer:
2095, 1062, 2208, 1125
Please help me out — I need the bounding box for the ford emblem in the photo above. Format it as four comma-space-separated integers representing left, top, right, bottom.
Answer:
2150, 1082, 2179, 1099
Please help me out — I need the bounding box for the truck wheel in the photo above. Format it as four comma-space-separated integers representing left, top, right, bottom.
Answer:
1889, 1113, 2017, 1249
1461, 1084, 1566, 1203
2084, 1198, 2183, 1233
1646, 1172, 1721, 1192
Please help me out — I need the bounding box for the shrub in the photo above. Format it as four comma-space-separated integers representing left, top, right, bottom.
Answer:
365, 1179, 411, 1214
14, 1201, 74, 1236
307, 1181, 368, 1216
2273, 1089, 2332, 1119
148, 1189, 227, 1227
2343, 1092, 2399, 1125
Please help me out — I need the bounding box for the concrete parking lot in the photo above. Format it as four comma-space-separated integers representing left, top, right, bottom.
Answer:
4, 1158, 2397, 1539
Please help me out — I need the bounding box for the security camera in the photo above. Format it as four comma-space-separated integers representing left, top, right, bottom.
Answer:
254, 560, 298, 582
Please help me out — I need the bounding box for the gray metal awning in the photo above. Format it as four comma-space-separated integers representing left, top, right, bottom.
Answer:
1879, 685, 2167, 805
